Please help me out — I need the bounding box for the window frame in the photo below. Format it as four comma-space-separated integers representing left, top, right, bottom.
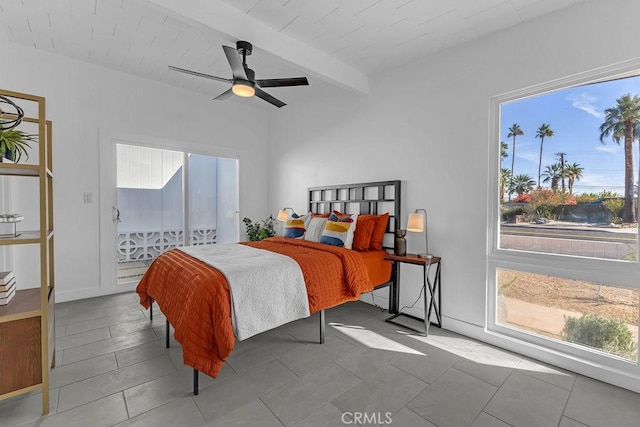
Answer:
487, 59, 640, 374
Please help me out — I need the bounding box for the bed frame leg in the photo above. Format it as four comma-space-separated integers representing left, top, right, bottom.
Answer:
193, 369, 199, 395
319, 309, 325, 344
149, 297, 154, 321
165, 319, 170, 348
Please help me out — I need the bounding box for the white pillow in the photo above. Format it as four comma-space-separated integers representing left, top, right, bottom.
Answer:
344, 214, 358, 249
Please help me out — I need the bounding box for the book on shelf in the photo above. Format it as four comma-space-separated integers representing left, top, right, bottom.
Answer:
0, 271, 14, 286
0, 280, 15, 298
0, 285, 15, 305
0, 277, 15, 292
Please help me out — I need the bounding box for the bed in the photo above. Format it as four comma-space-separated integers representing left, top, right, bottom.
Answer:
136, 180, 401, 393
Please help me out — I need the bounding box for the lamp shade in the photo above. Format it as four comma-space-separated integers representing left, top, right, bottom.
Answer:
277, 209, 289, 222
278, 207, 296, 222
407, 212, 424, 232
232, 80, 255, 97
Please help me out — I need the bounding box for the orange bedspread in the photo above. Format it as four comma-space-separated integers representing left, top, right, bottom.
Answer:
136, 237, 374, 378
358, 249, 392, 287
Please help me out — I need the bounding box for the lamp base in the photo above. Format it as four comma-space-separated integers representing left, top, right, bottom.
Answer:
417, 253, 433, 259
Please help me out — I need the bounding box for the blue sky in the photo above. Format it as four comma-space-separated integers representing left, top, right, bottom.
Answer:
501, 75, 640, 195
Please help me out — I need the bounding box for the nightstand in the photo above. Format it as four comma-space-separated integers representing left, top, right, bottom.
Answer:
384, 253, 441, 336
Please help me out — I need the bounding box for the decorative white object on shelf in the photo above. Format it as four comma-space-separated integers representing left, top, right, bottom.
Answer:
0, 281, 15, 305
0, 271, 14, 285
0, 272, 16, 306
0, 287, 15, 305
0, 213, 23, 237
0, 214, 23, 222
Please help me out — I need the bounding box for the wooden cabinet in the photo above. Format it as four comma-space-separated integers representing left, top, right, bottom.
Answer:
0, 89, 54, 414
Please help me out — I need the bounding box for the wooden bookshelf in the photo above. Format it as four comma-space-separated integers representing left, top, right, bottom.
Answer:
0, 89, 54, 415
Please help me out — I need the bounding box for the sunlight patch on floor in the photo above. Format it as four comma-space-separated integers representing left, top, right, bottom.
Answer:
330, 323, 425, 355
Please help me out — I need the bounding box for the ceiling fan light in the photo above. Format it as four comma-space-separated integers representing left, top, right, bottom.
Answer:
232, 80, 255, 97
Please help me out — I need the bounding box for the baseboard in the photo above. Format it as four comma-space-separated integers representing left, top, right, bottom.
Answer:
56, 283, 138, 303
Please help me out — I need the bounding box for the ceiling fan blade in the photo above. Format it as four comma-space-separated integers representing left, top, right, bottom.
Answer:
255, 87, 286, 108
256, 77, 309, 88
222, 45, 248, 80
213, 88, 233, 101
168, 65, 231, 84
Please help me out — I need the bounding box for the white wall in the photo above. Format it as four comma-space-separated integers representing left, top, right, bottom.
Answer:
0, 38, 271, 301
269, 0, 640, 339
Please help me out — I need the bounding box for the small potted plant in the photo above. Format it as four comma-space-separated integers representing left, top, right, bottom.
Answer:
0, 129, 36, 163
243, 216, 276, 241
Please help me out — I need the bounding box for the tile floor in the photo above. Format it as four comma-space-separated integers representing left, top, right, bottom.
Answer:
1, 292, 640, 426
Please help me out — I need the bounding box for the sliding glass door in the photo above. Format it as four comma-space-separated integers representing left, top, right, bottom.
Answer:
116, 145, 184, 284
115, 143, 238, 285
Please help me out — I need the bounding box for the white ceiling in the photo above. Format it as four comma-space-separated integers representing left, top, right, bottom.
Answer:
0, 0, 588, 108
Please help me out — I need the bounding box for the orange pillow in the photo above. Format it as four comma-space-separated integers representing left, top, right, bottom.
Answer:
352, 216, 377, 251
369, 213, 389, 250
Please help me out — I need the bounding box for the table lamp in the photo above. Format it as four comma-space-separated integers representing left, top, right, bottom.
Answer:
277, 207, 294, 221
407, 208, 432, 258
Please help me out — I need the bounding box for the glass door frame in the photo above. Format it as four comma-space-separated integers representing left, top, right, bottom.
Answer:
98, 128, 240, 293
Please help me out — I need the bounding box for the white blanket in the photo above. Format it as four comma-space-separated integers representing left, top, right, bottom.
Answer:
178, 244, 310, 340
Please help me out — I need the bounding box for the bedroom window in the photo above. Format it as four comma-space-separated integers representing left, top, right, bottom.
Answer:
497, 268, 638, 362
488, 63, 640, 377
498, 76, 639, 261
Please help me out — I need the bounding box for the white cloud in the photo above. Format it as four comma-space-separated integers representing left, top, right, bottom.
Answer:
595, 144, 619, 154
567, 92, 604, 119
572, 173, 625, 195
517, 151, 539, 163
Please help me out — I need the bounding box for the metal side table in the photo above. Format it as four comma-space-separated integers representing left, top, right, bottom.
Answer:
384, 253, 441, 336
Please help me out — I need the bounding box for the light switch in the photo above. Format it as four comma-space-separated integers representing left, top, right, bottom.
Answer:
84, 192, 93, 204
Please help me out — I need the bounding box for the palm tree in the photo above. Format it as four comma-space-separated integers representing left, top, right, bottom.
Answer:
541, 163, 562, 192
565, 162, 584, 194
512, 174, 536, 196
500, 168, 512, 202
507, 123, 524, 200
600, 94, 640, 223
535, 124, 554, 187
500, 141, 509, 164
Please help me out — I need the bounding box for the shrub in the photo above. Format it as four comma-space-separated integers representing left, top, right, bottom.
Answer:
526, 189, 560, 219
242, 216, 276, 241
575, 191, 622, 204
575, 193, 599, 204
513, 193, 530, 203
599, 190, 622, 198
524, 189, 577, 219
501, 205, 527, 222
602, 198, 624, 223
562, 314, 637, 360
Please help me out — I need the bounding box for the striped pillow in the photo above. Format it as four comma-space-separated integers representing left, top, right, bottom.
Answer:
320, 213, 356, 247
304, 217, 327, 242
283, 213, 308, 239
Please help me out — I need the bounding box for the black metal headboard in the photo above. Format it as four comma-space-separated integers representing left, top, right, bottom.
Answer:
308, 180, 402, 251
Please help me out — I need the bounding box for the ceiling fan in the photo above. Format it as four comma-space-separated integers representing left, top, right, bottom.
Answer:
169, 41, 309, 108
